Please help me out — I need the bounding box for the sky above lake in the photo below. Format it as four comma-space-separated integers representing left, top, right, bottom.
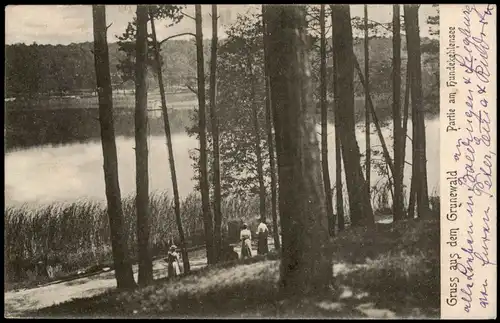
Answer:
5, 5, 438, 45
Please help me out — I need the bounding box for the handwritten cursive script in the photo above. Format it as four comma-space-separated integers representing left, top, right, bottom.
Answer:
453, 4, 495, 315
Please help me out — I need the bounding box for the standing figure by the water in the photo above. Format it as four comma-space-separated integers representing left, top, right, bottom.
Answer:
240, 223, 253, 259
166, 245, 181, 278
257, 219, 269, 255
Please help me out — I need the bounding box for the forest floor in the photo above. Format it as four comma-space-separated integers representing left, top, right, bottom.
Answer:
5, 218, 440, 319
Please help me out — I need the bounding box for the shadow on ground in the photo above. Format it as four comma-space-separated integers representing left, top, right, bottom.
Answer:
15, 219, 440, 319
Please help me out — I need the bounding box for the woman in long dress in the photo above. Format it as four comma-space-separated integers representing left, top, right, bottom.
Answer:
240, 223, 253, 259
166, 245, 181, 278
257, 220, 269, 255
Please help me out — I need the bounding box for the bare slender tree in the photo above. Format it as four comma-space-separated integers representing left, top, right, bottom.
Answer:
364, 4, 371, 200
319, 5, 335, 236
209, 4, 223, 262
392, 4, 404, 222
134, 4, 153, 286
329, 6, 345, 232
261, 5, 281, 249
401, 61, 411, 219
404, 4, 430, 218
92, 4, 137, 290
332, 5, 374, 226
246, 53, 267, 225
195, 4, 215, 264
149, 11, 190, 273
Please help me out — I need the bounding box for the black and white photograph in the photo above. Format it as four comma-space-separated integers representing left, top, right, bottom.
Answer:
5, 4, 441, 318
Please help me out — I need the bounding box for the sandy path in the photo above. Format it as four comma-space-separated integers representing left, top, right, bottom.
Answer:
4, 239, 274, 317
4, 238, 411, 319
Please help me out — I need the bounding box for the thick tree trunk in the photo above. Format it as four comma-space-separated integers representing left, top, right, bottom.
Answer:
135, 5, 153, 286
92, 4, 136, 290
332, 5, 374, 227
319, 5, 335, 236
405, 4, 430, 218
209, 4, 222, 263
330, 6, 345, 232
262, 5, 281, 250
265, 4, 333, 297
363, 4, 371, 200
392, 4, 404, 222
195, 4, 215, 265
149, 13, 190, 273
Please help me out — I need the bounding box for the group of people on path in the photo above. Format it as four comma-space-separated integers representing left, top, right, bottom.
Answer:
164, 219, 271, 278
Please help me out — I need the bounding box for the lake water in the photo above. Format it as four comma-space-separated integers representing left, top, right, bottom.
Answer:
5, 118, 440, 207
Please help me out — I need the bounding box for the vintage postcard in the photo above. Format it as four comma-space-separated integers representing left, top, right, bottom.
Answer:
3, 4, 496, 319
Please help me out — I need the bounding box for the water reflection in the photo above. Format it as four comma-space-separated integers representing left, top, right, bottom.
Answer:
5, 108, 193, 151
5, 135, 198, 206
4, 118, 440, 207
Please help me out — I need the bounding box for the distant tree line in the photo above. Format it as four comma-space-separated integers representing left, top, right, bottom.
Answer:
5, 35, 437, 107
4, 40, 209, 98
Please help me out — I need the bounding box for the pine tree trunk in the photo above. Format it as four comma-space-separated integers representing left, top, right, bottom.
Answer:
364, 4, 371, 201
209, 4, 222, 263
332, 5, 374, 227
253, 90, 267, 223
262, 5, 281, 250
195, 4, 215, 265
319, 5, 335, 236
254, 113, 266, 224
247, 54, 267, 224
404, 4, 430, 218
330, 6, 345, 232
135, 5, 153, 286
265, 4, 333, 297
149, 13, 190, 273
404, 7, 417, 220
408, 164, 417, 219
401, 57, 411, 218
92, 4, 136, 290
392, 4, 404, 222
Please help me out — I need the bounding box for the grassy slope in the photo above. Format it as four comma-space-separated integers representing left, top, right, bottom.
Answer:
30, 218, 440, 319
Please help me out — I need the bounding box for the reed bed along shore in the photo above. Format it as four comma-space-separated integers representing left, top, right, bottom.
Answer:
4, 192, 265, 287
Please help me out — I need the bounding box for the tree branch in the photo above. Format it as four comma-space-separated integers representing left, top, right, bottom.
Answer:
207, 12, 220, 21
180, 11, 195, 20
185, 83, 197, 94
106, 22, 113, 31
159, 32, 196, 46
